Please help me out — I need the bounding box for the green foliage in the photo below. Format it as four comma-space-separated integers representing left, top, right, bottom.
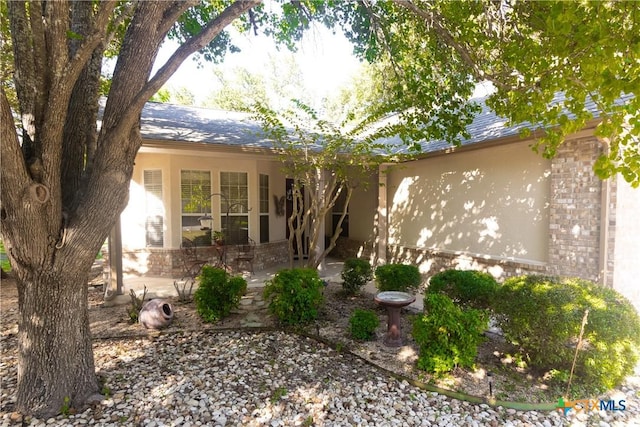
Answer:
212, 230, 225, 244
413, 293, 488, 376
341, 258, 373, 295
263, 268, 325, 326
349, 309, 380, 341
166, 1, 241, 65
149, 85, 195, 105
270, 386, 288, 403
251, 100, 385, 269
0, 239, 10, 272
375, 264, 422, 293
60, 396, 72, 416
150, 87, 171, 103
493, 275, 640, 390
194, 266, 247, 323
427, 269, 498, 310
182, 183, 212, 214
320, 1, 640, 186
126, 287, 147, 323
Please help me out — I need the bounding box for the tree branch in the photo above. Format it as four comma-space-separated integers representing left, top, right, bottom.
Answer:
43, 0, 70, 85
27, 1, 48, 130
393, 0, 509, 91
0, 89, 30, 211
7, 1, 39, 141
132, 0, 262, 114
59, 1, 116, 88
102, 1, 137, 49
157, 0, 199, 36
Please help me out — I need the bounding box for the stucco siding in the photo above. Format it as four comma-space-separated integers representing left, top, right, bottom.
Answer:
386, 141, 551, 263
613, 175, 640, 311
346, 172, 379, 243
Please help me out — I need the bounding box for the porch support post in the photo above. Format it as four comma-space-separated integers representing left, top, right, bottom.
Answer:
107, 216, 124, 296
377, 165, 388, 265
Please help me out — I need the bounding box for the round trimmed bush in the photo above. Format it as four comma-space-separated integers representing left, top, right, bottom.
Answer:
413, 293, 488, 376
263, 268, 325, 326
427, 269, 498, 310
493, 275, 640, 390
349, 309, 380, 340
375, 264, 422, 293
194, 265, 247, 322
341, 258, 373, 295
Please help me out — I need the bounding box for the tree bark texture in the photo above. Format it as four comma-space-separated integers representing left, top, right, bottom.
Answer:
2, 0, 262, 418
16, 268, 97, 416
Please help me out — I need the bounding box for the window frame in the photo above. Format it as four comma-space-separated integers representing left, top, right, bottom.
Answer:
259, 173, 269, 243
180, 169, 212, 245
220, 171, 249, 244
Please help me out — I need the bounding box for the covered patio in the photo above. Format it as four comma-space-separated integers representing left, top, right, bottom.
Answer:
98, 257, 426, 311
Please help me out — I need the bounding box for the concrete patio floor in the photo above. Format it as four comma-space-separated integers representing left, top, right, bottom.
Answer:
100, 257, 426, 311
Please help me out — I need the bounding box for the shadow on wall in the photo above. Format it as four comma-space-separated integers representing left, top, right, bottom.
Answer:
387, 148, 551, 276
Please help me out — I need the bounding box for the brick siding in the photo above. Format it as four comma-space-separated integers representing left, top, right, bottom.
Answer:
104, 240, 290, 278
548, 137, 603, 281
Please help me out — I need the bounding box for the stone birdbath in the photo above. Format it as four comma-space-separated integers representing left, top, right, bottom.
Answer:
374, 291, 416, 347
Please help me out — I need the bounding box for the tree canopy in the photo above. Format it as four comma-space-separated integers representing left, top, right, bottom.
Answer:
1, 0, 638, 418
351, 0, 640, 185
251, 100, 385, 268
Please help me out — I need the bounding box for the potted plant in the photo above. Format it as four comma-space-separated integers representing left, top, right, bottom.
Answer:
213, 230, 225, 246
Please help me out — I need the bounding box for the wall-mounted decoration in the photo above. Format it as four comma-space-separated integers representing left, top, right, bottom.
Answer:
273, 195, 285, 216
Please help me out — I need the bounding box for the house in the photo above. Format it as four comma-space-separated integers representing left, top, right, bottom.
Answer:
113, 98, 640, 311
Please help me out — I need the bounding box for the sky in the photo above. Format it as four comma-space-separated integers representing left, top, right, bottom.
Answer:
154, 24, 363, 106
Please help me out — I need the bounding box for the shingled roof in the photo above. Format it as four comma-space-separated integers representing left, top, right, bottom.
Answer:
375, 92, 609, 155
139, 101, 272, 149
134, 92, 618, 154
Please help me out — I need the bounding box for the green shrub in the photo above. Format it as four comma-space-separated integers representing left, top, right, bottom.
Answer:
263, 268, 325, 326
341, 258, 373, 295
493, 275, 640, 390
427, 269, 498, 310
349, 309, 380, 340
375, 264, 422, 293
413, 293, 488, 376
194, 266, 247, 322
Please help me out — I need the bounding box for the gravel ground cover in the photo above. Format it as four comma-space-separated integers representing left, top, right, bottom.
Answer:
1, 278, 639, 426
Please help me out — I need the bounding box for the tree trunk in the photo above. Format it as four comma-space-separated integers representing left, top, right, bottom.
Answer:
15, 267, 97, 418
2, 0, 262, 417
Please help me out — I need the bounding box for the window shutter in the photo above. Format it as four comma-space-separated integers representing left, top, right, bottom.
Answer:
144, 170, 164, 247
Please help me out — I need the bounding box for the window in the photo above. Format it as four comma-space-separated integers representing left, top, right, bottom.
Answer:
181, 170, 211, 245
220, 171, 248, 244
144, 170, 164, 247
332, 188, 349, 238
259, 174, 269, 243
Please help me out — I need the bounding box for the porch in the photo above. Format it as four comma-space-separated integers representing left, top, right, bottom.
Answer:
98, 256, 426, 312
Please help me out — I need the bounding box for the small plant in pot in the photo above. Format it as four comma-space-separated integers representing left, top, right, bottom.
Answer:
213, 231, 225, 246
375, 263, 422, 293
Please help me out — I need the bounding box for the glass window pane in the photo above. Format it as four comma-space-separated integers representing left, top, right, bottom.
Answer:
181, 170, 211, 242
260, 215, 269, 243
